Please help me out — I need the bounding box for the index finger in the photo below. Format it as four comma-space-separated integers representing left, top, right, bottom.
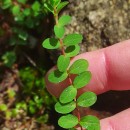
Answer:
45, 40, 130, 97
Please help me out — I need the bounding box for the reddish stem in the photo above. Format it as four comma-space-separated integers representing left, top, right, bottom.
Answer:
54, 8, 83, 130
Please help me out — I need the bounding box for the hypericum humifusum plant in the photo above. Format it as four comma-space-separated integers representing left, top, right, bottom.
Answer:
42, 0, 100, 129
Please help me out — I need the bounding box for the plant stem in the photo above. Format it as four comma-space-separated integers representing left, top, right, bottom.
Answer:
59, 39, 65, 55
69, 75, 83, 130
54, 8, 58, 25
54, 8, 65, 55
54, 8, 83, 130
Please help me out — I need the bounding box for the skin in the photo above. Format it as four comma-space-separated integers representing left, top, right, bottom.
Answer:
45, 39, 130, 130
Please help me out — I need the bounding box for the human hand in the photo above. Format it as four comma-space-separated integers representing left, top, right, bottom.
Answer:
45, 39, 130, 130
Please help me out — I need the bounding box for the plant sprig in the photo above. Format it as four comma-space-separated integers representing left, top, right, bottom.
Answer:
42, 0, 100, 129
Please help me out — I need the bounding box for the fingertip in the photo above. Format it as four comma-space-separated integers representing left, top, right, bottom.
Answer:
73, 50, 109, 95
100, 118, 112, 130
100, 108, 130, 130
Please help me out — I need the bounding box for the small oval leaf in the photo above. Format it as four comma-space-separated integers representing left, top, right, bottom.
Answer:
57, 55, 70, 72
65, 45, 80, 57
12, 5, 20, 16
60, 85, 77, 103
79, 115, 100, 130
63, 33, 83, 46
59, 15, 71, 26
0, 104, 7, 111
69, 59, 89, 74
77, 92, 97, 107
55, 101, 76, 114
73, 71, 91, 89
50, 0, 61, 7
58, 114, 78, 129
54, 25, 65, 38
32, 1, 40, 12
42, 38, 60, 49
54, 0, 61, 7
44, 3, 54, 13
48, 69, 68, 83
57, 2, 69, 13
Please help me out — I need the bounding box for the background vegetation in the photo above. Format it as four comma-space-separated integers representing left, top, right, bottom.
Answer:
0, 0, 58, 129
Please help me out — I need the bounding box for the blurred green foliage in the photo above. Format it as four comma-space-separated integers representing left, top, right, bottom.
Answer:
1, 0, 49, 26
19, 67, 56, 107
0, 67, 56, 123
2, 51, 16, 67
0, 0, 57, 126
18, 67, 56, 122
0, 0, 51, 67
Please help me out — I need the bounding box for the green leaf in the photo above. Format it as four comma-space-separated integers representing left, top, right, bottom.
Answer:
59, 15, 72, 26
50, 0, 61, 7
0, 104, 7, 111
65, 45, 80, 57
54, 25, 65, 38
73, 71, 91, 89
29, 100, 35, 106
48, 69, 68, 83
23, 8, 31, 16
50, 0, 55, 6
18, 31, 28, 41
42, 38, 60, 49
29, 106, 36, 114
55, 101, 76, 114
57, 1, 69, 13
5, 111, 12, 119
60, 85, 77, 103
57, 55, 70, 72
7, 89, 16, 98
2, 0, 12, 9
77, 92, 97, 107
54, 0, 61, 7
69, 59, 88, 74
44, 3, 54, 13
14, 14, 25, 22
79, 115, 100, 130
63, 34, 83, 46
58, 114, 78, 129
32, 1, 41, 16
69, 128, 77, 130
18, 0, 26, 4
12, 5, 20, 16
36, 114, 48, 123
34, 96, 41, 103
11, 109, 19, 117
2, 51, 16, 67
32, 1, 40, 12
16, 102, 27, 110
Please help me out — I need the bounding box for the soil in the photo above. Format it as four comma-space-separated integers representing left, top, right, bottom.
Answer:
64, 0, 130, 52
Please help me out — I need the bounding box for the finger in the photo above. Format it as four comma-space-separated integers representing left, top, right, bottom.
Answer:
45, 40, 130, 97
100, 108, 130, 130
76, 108, 130, 130
75, 39, 130, 96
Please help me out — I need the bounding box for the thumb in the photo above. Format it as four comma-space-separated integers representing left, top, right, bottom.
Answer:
100, 108, 130, 130
45, 40, 130, 97
45, 48, 108, 97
